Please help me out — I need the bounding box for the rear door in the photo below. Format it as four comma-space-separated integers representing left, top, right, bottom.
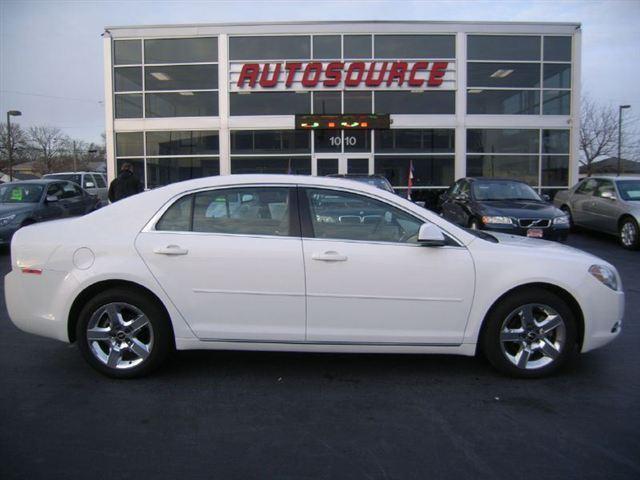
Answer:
570, 178, 598, 227
135, 185, 306, 341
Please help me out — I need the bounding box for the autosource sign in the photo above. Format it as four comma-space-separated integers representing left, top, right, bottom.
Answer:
230, 61, 455, 91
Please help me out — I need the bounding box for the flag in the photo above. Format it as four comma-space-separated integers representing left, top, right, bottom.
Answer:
407, 159, 414, 200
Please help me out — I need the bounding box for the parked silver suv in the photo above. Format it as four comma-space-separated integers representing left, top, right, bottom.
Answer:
43, 172, 108, 204
554, 176, 640, 249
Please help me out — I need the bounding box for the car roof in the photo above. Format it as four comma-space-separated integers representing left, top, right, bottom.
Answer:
5, 179, 62, 185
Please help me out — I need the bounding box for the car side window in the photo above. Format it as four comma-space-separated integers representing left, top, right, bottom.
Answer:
46, 183, 64, 200
594, 180, 616, 198
83, 174, 96, 188
305, 188, 422, 244
459, 181, 470, 197
576, 179, 597, 195
94, 174, 107, 188
61, 182, 82, 198
156, 187, 292, 237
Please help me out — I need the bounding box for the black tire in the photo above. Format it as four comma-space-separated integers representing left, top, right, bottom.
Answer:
619, 217, 640, 250
481, 287, 577, 378
76, 287, 173, 378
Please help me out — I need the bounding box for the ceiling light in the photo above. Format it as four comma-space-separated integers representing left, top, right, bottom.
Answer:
179, 92, 195, 96
468, 89, 484, 94
150, 72, 171, 81
490, 69, 514, 79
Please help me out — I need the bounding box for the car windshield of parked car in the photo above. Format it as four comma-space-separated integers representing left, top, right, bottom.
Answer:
45, 174, 82, 185
0, 184, 44, 203
617, 180, 640, 201
472, 181, 541, 201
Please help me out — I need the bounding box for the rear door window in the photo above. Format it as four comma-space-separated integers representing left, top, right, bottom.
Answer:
156, 187, 295, 237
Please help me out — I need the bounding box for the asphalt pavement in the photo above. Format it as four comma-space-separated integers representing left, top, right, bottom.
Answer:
1, 231, 639, 480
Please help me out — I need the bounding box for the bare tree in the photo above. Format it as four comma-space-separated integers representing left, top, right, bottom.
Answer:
0, 122, 29, 171
27, 126, 68, 174
579, 96, 619, 176
580, 96, 640, 175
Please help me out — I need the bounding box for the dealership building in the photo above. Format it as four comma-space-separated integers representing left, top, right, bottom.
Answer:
103, 20, 580, 203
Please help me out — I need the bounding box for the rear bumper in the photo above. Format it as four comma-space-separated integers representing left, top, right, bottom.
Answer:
5, 269, 77, 342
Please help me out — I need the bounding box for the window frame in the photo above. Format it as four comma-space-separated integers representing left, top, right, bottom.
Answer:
152, 185, 301, 238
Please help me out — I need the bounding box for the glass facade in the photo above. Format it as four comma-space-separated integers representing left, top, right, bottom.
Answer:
113, 37, 219, 118
108, 24, 578, 197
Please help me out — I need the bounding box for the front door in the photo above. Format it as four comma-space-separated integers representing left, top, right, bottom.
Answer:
135, 186, 306, 341
300, 187, 475, 345
313, 153, 373, 176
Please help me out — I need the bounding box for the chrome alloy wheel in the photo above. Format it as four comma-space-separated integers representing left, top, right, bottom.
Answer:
499, 303, 566, 370
621, 221, 637, 247
86, 302, 154, 370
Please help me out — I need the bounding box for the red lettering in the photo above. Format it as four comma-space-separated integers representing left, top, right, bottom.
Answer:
323, 62, 344, 87
302, 62, 323, 87
365, 62, 389, 87
259, 63, 282, 88
387, 61, 408, 86
284, 62, 302, 87
408, 62, 428, 87
428, 62, 448, 87
237, 63, 260, 87
345, 62, 366, 87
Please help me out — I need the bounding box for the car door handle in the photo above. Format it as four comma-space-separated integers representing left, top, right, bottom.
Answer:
153, 245, 189, 256
311, 251, 347, 262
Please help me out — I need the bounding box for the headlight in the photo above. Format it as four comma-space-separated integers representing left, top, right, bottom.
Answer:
0, 214, 16, 226
553, 215, 570, 225
589, 264, 619, 291
482, 215, 513, 225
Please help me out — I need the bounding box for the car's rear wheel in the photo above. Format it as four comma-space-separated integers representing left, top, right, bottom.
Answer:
619, 217, 639, 250
76, 288, 172, 378
481, 288, 577, 378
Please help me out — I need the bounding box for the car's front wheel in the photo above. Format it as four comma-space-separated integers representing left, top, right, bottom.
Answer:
481, 288, 577, 378
76, 288, 173, 378
619, 217, 639, 250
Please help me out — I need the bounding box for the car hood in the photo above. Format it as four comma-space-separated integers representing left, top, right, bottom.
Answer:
488, 231, 602, 261
0, 203, 36, 216
475, 200, 563, 219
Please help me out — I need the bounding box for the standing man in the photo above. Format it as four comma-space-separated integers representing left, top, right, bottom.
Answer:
108, 162, 143, 203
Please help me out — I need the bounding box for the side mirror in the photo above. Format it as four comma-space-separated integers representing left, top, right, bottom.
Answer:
541, 194, 551, 202
418, 223, 446, 247
46, 195, 58, 203
600, 190, 616, 200
454, 193, 469, 203
85, 182, 95, 188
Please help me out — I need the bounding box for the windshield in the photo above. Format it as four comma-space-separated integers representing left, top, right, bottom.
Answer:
472, 181, 541, 201
46, 174, 81, 185
617, 180, 640, 201
0, 184, 44, 203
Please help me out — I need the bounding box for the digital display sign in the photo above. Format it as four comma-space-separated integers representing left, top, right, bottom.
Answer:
295, 114, 391, 130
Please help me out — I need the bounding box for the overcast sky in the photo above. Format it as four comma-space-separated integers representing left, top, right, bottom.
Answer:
1, 0, 638, 143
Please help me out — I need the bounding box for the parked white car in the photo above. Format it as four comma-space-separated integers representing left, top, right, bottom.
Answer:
5, 175, 624, 378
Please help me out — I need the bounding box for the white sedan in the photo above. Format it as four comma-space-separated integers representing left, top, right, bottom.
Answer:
5, 175, 624, 378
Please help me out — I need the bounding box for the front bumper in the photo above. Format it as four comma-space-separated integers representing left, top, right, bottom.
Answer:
481, 222, 570, 241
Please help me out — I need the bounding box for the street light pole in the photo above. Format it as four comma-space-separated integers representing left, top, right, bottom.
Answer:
618, 105, 631, 176
6, 110, 22, 182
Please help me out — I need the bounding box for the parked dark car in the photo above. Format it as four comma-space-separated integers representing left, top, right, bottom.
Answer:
439, 178, 570, 241
327, 174, 396, 193
0, 180, 100, 246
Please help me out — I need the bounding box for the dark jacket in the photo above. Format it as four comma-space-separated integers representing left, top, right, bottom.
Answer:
108, 170, 143, 202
